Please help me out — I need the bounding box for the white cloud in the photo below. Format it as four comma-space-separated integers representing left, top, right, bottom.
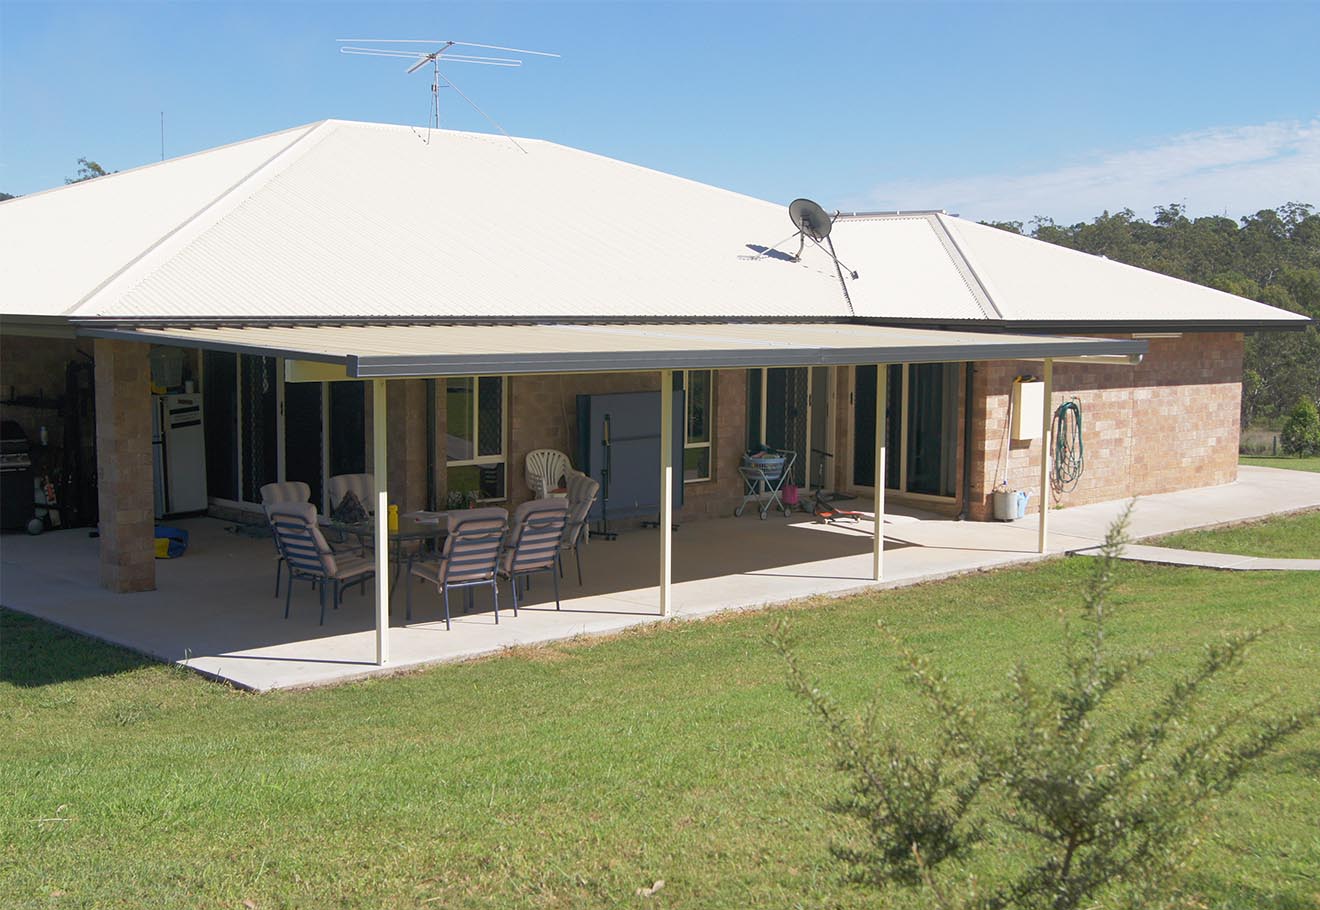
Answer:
855, 119, 1320, 224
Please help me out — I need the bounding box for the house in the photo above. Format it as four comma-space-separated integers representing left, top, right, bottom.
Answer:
0, 120, 1307, 672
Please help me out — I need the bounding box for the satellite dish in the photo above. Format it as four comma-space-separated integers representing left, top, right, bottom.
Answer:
789, 198, 832, 241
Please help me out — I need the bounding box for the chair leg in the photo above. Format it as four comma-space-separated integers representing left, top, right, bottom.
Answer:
442, 586, 451, 631
502, 576, 513, 617
284, 572, 294, 619
552, 558, 562, 610
318, 582, 327, 626
274, 558, 283, 598
509, 574, 519, 615
492, 580, 500, 624
406, 572, 413, 623
575, 544, 583, 586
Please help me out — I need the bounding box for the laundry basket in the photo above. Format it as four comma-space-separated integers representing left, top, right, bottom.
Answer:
742, 452, 787, 483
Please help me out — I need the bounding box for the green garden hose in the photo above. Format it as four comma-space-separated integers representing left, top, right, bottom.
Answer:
1051, 398, 1084, 498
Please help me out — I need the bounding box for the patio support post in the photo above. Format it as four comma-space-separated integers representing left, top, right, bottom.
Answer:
373, 379, 390, 665
1038, 358, 1053, 554
873, 363, 887, 581
659, 369, 673, 617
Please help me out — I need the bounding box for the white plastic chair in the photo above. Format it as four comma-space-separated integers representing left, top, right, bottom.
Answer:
524, 449, 571, 499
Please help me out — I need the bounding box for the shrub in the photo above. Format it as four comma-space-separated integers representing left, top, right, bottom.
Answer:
1280, 397, 1320, 456
771, 503, 1318, 910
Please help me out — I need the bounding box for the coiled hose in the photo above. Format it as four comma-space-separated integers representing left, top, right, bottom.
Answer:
1051, 398, 1083, 498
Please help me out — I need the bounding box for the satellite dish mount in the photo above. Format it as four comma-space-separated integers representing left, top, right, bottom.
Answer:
785, 198, 859, 314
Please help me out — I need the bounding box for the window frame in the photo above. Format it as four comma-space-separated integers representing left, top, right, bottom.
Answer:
445, 375, 509, 502
674, 369, 714, 483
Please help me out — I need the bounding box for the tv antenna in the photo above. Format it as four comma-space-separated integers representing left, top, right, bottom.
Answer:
747, 198, 859, 314
338, 38, 559, 150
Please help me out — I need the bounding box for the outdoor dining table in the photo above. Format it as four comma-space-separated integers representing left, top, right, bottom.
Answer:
329, 512, 449, 602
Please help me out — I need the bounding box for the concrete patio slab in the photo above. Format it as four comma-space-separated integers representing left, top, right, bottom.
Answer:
3, 465, 1317, 691
1073, 543, 1320, 571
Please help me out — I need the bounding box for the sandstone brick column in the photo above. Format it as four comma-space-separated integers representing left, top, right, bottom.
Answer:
93, 338, 156, 592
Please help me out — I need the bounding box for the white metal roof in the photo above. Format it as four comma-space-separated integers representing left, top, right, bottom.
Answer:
0, 125, 317, 317
84, 321, 1147, 378
935, 214, 1305, 325
3, 120, 848, 322
0, 119, 1307, 330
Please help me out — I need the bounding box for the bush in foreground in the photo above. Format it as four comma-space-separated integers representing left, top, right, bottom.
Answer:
771, 504, 1318, 909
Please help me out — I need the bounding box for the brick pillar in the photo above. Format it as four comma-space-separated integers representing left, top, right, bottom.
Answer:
386, 379, 429, 512
93, 339, 156, 592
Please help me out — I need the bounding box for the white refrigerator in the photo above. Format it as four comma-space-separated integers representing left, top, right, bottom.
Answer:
152, 394, 208, 517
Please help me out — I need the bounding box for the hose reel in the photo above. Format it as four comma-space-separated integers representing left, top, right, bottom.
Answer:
1050, 398, 1084, 499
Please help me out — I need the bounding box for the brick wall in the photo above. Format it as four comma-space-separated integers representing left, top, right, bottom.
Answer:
503, 370, 746, 522
0, 334, 87, 458
966, 333, 1243, 520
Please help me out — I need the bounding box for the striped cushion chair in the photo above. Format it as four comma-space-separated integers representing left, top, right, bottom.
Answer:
267, 502, 375, 626
406, 507, 509, 630
560, 470, 599, 585
500, 498, 570, 613
260, 481, 312, 598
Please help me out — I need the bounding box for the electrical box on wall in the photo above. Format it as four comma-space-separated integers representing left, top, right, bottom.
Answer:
1011, 379, 1044, 440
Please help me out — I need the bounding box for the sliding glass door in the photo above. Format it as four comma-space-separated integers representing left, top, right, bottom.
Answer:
746, 367, 832, 489
202, 350, 365, 509
852, 363, 961, 499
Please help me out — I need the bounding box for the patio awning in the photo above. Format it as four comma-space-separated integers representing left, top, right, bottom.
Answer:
80, 321, 1147, 378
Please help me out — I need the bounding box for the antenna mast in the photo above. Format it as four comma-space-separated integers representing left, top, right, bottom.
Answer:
338, 38, 559, 148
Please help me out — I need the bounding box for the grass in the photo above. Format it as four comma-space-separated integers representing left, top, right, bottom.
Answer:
1240, 454, 1320, 473
3, 517, 1319, 910
1150, 508, 1320, 559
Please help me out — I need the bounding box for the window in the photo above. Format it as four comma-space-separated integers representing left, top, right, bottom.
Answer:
446, 376, 507, 501
673, 370, 713, 482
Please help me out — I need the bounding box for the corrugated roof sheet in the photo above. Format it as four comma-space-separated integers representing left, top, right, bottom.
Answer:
1, 119, 1307, 328
935, 214, 1305, 324
65, 121, 851, 320
88, 321, 1147, 377
0, 125, 316, 317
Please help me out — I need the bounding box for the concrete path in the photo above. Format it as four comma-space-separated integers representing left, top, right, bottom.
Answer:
1072, 543, 1320, 571
4, 464, 1318, 690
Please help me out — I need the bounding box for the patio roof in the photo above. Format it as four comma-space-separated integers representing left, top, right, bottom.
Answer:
81, 321, 1147, 378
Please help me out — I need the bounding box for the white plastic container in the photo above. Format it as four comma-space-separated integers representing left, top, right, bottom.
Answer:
992, 488, 1031, 521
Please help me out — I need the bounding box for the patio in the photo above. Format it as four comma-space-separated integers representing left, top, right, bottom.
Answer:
3, 465, 1317, 691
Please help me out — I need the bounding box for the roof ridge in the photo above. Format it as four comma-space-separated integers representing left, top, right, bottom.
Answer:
1, 122, 325, 208
928, 213, 1003, 319
64, 120, 334, 317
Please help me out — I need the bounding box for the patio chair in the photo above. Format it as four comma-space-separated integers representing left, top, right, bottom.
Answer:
260, 481, 311, 598
406, 507, 508, 629
327, 473, 376, 518
267, 502, 375, 626
560, 470, 599, 585
500, 498, 569, 613
524, 449, 572, 499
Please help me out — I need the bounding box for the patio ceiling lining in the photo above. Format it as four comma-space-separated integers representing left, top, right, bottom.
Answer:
81, 322, 1148, 378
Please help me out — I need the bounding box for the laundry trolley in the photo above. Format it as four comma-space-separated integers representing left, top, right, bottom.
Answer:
735, 449, 797, 519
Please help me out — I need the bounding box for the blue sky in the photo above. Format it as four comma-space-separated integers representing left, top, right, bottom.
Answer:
2, 1, 1318, 223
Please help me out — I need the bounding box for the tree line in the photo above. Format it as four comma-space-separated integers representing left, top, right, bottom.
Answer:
984, 204, 1320, 428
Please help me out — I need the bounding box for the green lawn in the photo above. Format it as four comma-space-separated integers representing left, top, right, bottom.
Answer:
3, 517, 1318, 910
1241, 454, 1320, 473
1151, 508, 1320, 559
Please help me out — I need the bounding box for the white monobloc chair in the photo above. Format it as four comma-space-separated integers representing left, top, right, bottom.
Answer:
523, 449, 572, 499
